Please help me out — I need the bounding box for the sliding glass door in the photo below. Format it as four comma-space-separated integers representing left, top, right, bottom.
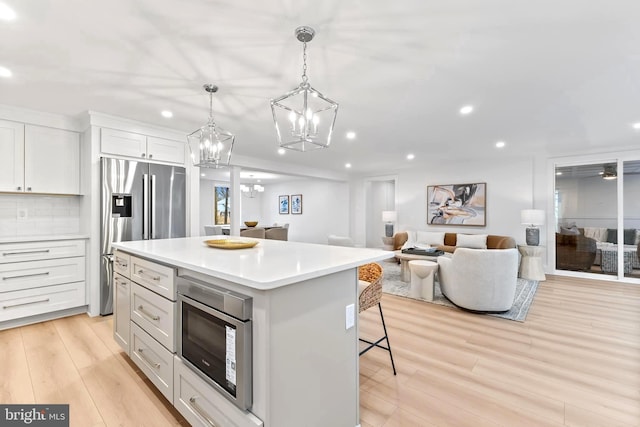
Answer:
554, 158, 640, 281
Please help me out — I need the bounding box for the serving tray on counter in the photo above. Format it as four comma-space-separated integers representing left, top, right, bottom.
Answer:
204, 239, 259, 250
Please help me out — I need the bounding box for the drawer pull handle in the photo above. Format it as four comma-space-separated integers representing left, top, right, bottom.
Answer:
2, 249, 50, 256
137, 348, 161, 369
3, 272, 50, 281
3, 298, 50, 309
137, 269, 161, 281
116, 261, 128, 268
137, 305, 160, 321
115, 278, 127, 287
189, 396, 218, 427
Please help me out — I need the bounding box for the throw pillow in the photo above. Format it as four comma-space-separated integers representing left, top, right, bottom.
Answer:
623, 229, 636, 245
560, 226, 580, 235
415, 231, 445, 247
636, 229, 640, 245
456, 234, 488, 249
606, 229, 617, 244
400, 231, 417, 250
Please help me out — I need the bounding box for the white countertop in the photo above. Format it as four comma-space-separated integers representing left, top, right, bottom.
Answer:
113, 236, 394, 290
0, 234, 90, 244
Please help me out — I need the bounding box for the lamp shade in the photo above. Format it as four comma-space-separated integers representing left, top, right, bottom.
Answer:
382, 211, 397, 222
521, 209, 545, 226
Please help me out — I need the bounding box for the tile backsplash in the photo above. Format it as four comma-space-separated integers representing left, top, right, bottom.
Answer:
0, 194, 81, 237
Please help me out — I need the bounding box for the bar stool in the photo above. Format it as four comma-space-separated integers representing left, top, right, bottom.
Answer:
408, 260, 438, 301
357, 262, 397, 375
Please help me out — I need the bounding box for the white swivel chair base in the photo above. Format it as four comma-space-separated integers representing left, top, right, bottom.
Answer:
408, 260, 438, 301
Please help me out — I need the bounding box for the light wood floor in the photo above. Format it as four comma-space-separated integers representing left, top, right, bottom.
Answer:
1, 274, 638, 427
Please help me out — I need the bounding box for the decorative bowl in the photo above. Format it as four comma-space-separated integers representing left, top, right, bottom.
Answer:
244, 221, 258, 227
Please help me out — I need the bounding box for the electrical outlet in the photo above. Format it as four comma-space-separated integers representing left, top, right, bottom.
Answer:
17, 208, 28, 221
345, 304, 355, 330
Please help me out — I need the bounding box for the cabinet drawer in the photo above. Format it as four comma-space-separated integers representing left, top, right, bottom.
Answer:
0, 281, 85, 322
130, 256, 175, 300
130, 322, 174, 403
113, 273, 130, 354
0, 240, 85, 264
174, 357, 263, 427
113, 250, 130, 278
130, 283, 175, 351
0, 257, 85, 292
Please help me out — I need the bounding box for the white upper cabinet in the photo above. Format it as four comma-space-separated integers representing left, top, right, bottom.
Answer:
0, 120, 25, 192
25, 125, 80, 195
101, 128, 185, 165
0, 121, 80, 195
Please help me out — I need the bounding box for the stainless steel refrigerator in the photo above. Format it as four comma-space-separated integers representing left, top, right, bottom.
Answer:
100, 157, 186, 315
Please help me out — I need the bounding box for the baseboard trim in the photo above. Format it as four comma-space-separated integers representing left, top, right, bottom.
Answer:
0, 305, 88, 331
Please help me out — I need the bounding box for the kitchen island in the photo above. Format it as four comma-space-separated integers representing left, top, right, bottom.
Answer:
112, 236, 393, 427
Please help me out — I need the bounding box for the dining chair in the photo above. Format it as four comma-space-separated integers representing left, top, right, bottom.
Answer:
328, 235, 355, 247
240, 227, 265, 238
204, 225, 222, 236
358, 262, 396, 375
265, 227, 288, 241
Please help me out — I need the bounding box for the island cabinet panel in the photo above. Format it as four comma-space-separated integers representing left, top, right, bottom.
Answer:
130, 282, 175, 351
130, 255, 175, 300
130, 322, 174, 403
113, 250, 130, 277
113, 273, 130, 354
174, 356, 263, 427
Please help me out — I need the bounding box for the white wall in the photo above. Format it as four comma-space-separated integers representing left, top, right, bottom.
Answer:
262, 179, 349, 244
199, 179, 215, 235
366, 180, 395, 248
353, 156, 536, 247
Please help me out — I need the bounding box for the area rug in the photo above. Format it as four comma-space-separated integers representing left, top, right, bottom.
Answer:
380, 261, 538, 322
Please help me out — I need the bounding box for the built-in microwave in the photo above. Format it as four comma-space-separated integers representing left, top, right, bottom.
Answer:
177, 275, 253, 410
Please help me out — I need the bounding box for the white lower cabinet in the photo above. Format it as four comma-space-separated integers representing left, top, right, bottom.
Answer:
174, 357, 263, 427
130, 282, 175, 351
0, 239, 86, 325
130, 322, 174, 403
113, 273, 130, 354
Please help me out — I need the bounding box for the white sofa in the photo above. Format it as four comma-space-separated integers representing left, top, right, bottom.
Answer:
437, 248, 519, 312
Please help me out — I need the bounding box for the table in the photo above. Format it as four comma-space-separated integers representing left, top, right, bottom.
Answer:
518, 245, 546, 281
600, 247, 635, 274
408, 260, 438, 301
396, 252, 446, 282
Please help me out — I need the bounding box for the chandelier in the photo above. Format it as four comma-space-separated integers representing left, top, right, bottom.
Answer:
240, 184, 264, 198
270, 26, 338, 152
187, 84, 235, 168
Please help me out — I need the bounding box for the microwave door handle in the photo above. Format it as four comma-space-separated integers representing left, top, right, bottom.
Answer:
142, 174, 149, 240
150, 174, 156, 239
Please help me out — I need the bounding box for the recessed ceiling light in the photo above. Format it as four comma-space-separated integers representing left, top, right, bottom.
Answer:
0, 66, 12, 78
161, 110, 173, 118
495, 141, 505, 148
345, 163, 352, 168
257, 179, 261, 183
406, 154, 415, 160
556, 171, 563, 176
0, 3, 17, 21
632, 122, 640, 130
346, 131, 356, 140
459, 105, 474, 115
277, 148, 286, 155
200, 173, 205, 177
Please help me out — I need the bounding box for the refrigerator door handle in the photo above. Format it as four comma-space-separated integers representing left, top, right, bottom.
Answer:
142, 173, 150, 240
151, 174, 156, 239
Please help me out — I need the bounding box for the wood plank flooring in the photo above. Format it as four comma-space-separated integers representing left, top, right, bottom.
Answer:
0, 274, 638, 426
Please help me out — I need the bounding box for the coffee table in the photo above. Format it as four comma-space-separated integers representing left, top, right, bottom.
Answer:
396, 252, 448, 281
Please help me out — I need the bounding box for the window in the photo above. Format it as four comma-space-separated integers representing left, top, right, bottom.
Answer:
215, 186, 230, 225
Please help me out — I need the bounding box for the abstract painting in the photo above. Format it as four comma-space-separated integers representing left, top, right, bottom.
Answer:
279, 195, 289, 214
427, 183, 486, 226
291, 194, 302, 214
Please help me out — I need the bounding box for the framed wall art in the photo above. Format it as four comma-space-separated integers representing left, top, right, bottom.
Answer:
291, 194, 302, 214
426, 183, 486, 226
279, 195, 289, 214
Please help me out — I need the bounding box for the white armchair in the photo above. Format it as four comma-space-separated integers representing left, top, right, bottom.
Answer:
437, 248, 519, 312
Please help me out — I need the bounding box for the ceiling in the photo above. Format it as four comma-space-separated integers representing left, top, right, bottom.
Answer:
2, 0, 640, 175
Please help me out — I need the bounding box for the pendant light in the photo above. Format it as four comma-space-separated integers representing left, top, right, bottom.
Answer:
270, 26, 338, 152
187, 84, 235, 168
